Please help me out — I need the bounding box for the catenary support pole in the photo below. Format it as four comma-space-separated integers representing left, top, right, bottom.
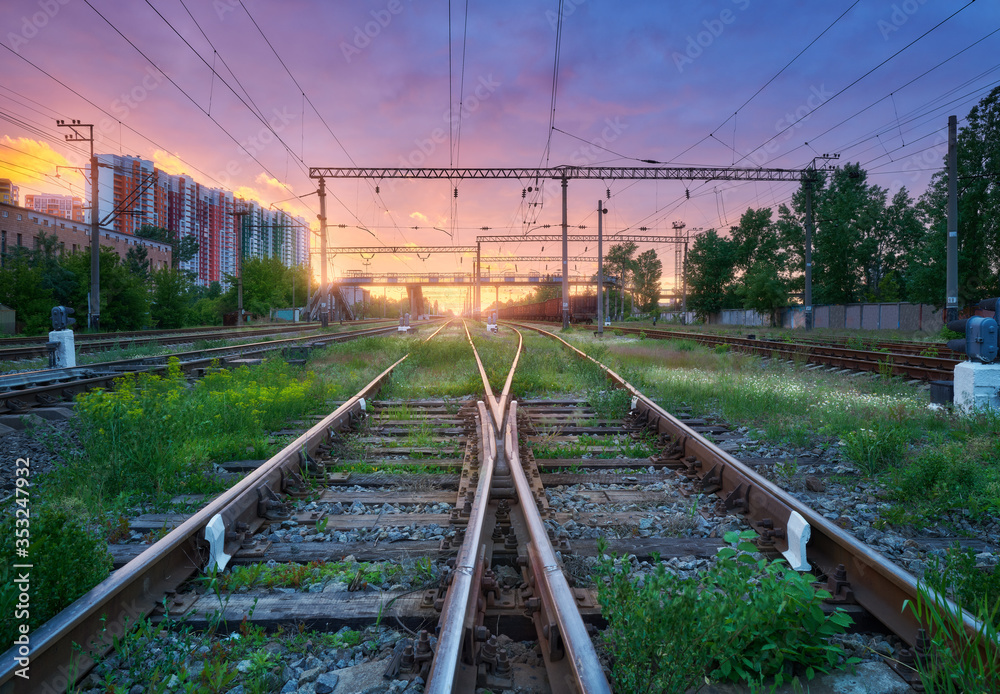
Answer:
318, 177, 329, 323
90, 151, 99, 330
947, 115, 959, 323
561, 175, 569, 329
597, 199, 604, 335
804, 173, 815, 332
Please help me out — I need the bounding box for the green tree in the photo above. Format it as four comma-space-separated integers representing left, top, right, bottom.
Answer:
909, 85, 1000, 305
136, 224, 199, 269
685, 229, 737, 321
225, 257, 287, 316
0, 231, 78, 334
730, 208, 793, 325
780, 164, 923, 306
632, 249, 663, 314
605, 241, 638, 318
0, 247, 55, 334
62, 247, 150, 330
125, 244, 150, 282
150, 267, 191, 328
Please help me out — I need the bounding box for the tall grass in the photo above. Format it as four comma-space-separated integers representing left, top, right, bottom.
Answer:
62, 357, 333, 507
561, 334, 999, 519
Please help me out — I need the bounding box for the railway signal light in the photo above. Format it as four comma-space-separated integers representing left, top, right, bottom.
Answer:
51, 306, 76, 331
947, 298, 999, 363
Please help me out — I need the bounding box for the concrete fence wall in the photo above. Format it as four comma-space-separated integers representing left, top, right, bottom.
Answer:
712, 302, 943, 332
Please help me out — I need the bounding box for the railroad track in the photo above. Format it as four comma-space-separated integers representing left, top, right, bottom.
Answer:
3, 320, 993, 693
0, 321, 404, 415
0, 321, 407, 363
601, 325, 958, 381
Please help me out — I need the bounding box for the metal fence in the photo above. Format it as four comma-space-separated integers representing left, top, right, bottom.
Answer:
712, 302, 944, 332
0, 304, 13, 335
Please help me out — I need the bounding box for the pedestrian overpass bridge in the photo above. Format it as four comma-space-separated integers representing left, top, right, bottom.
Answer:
308, 272, 617, 320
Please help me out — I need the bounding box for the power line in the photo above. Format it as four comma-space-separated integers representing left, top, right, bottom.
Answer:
234, 0, 406, 238
737, 0, 978, 167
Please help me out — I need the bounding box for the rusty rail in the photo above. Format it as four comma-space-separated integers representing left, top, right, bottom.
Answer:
0, 323, 408, 415
509, 321, 993, 654
424, 402, 497, 693
0, 323, 453, 694
427, 321, 609, 693
504, 402, 612, 693
608, 325, 955, 381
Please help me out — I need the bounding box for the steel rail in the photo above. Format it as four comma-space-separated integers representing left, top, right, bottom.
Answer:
0, 324, 410, 413
424, 401, 497, 694
0, 324, 328, 361
0, 323, 325, 348
508, 321, 994, 655
0, 356, 406, 694
461, 320, 523, 433
599, 325, 956, 381
505, 402, 612, 693
509, 321, 807, 566
0, 324, 451, 694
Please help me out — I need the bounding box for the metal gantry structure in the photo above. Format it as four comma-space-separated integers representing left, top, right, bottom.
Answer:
310, 165, 816, 327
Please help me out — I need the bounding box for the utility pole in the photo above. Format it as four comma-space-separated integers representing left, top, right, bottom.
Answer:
597, 199, 606, 335
57, 120, 97, 329
229, 203, 251, 326
317, 177, 329, 324
804, 176, 814, 331
475, 241, 481, 319
561, 174, 569, 329
946, 115, 959, 323
682, 231, 689, 318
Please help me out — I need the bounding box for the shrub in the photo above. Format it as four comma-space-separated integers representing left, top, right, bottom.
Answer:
907, 579, 1000, 692
0, 501, 112, 646
842, 421, 908, 476
924, 545, 1000, 627
68, 357, 331, 505
596, 531, 855, 692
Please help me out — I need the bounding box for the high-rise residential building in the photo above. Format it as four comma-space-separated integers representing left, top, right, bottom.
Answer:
94, 154, 309, 287
24, 193, 84, 222
0, 179, 18, 206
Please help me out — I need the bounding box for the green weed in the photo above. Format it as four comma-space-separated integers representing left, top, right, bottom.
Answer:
595, 531, 856, 692
841, 422, 908, 476
0, 501, 112, 647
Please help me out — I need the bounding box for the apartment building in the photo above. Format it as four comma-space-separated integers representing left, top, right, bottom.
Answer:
24, 193, 85, 222
95, 154, 309, 287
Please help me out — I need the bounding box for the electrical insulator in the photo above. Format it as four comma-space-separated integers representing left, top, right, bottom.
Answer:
454, 187, 458, 198
685, 189, 690, 199
522, 188, 526, 198
375, 185, 380, 194
606, 188, 610, 199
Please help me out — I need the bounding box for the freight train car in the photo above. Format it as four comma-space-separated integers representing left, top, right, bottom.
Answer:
496, 294, 597, 324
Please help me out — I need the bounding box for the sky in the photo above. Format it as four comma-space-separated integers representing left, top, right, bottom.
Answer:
1, 0, 998, 310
